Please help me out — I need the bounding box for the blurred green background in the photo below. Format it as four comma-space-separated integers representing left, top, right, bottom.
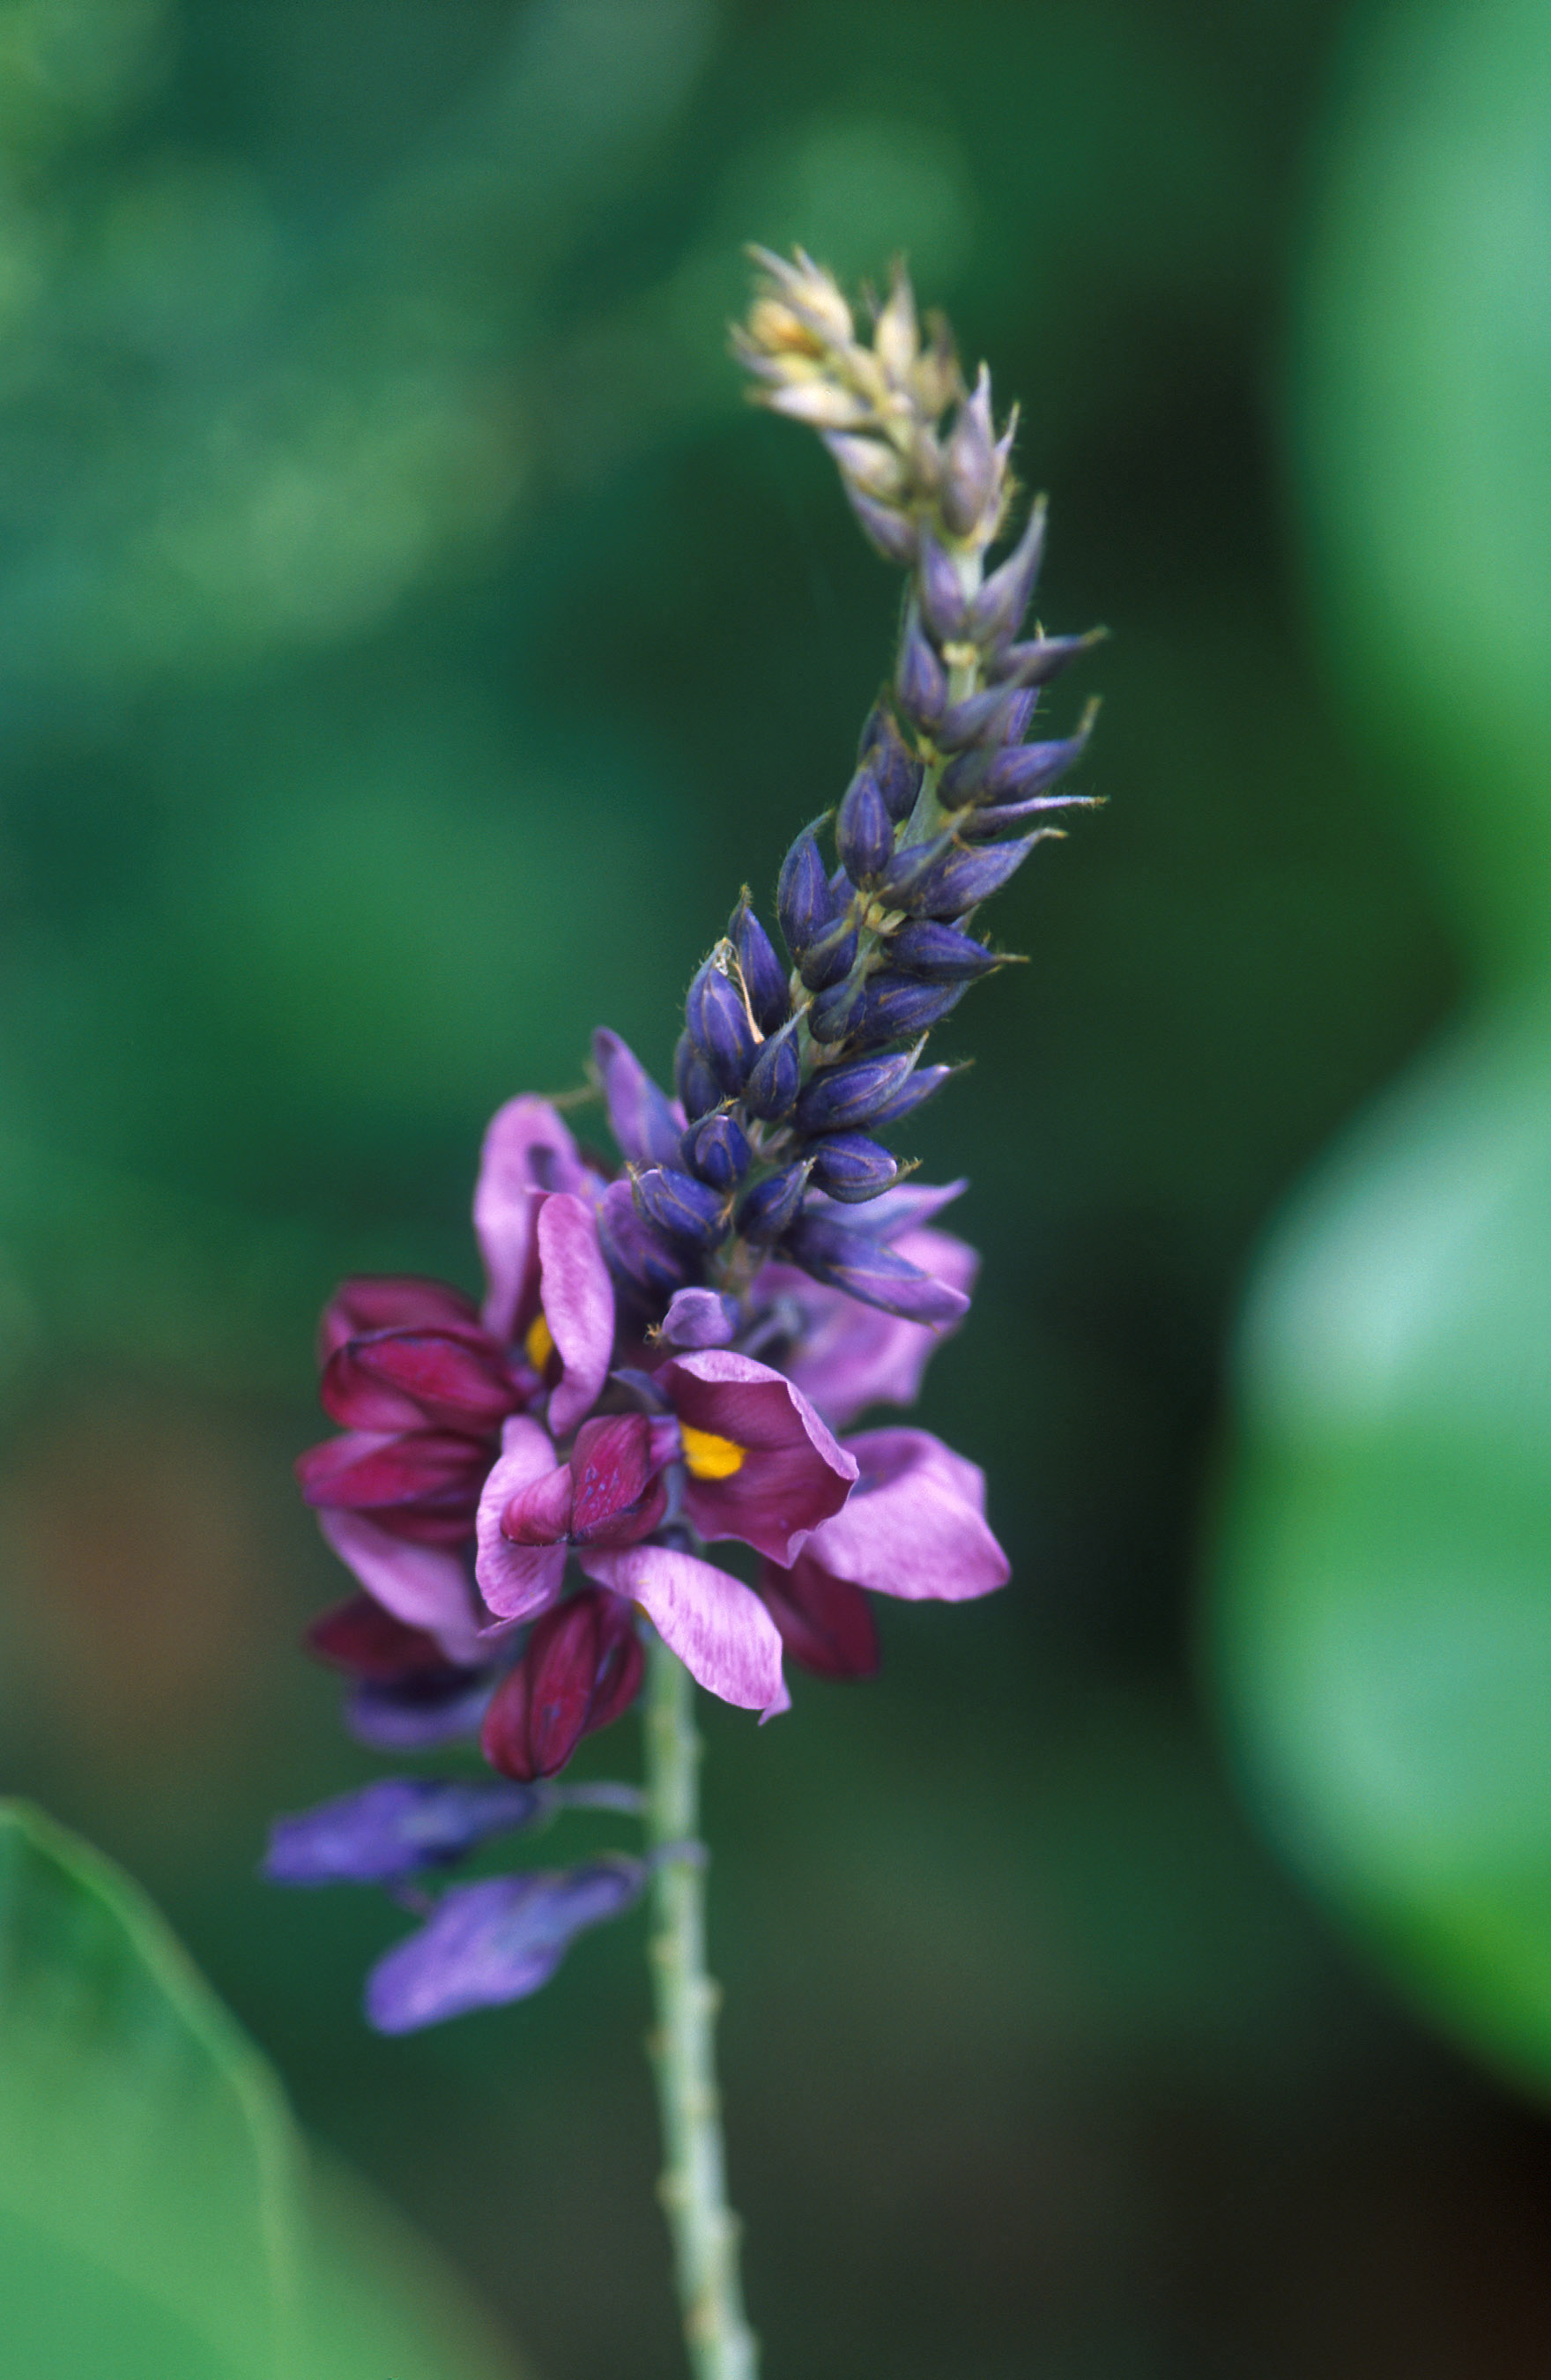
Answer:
3, 0, 1551, 2373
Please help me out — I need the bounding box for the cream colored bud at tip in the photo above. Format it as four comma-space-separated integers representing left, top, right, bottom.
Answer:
766, 380, 875, 429
746, 296, 823, 357
873, 272, 919, 379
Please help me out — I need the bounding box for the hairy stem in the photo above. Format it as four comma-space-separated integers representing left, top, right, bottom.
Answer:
644, 1633, 758, 2380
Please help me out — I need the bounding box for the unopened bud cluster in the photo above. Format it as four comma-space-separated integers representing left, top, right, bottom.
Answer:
611, 249, 1102, 1346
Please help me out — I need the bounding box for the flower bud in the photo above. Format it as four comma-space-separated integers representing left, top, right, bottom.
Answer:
864, 1062, 954, 1129
731, 898, 790, 1035
742, 1024, 802, 1120
916, 530, 968, 643
968, 498, 1046, 648
890, 833, 1043, 919
968, 718, 1095, 805
872, 261, 919, 380
264, 1777, 544, 1886
939, 366, 998, 539
843, 484, 918, 564
965, 791, 1097, 837
894, 606, 946, 729
673, 1030, 721, 1123
681, 1112, 751, 1191
781, 1212, 971, 1325
687, 959, 757, 1094
597, 1179, 690, 1296
365, 1855, 648, 2030
888, 920, 1003, 981
568, 1413, 668, 1547
776, 823, 837, 957
846, 975, 968, 1048
990, 630, 1102, 689
794, 1045, 924, 1134
873, 827, 955, 908
633, 1165, 730, 1251
862, 707, 923, 822
807, 1132, 902, 1202
933, 683, 1026, 757
480, 1590, 644, 1781
835, 765, 895, 888
737, 1160, 814, 1243
822, 432, 909, 502
660, 1288, 740, 1349
798, 911, 858, 993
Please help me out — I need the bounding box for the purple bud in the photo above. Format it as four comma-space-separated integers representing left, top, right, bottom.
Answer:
777, 824, 838, 958
874, 828, 956, 908
862, 708, 923, 822
807, 1132, 902, 1202
673, 1030, 720, 1123
889, 920, 1003, 981
933, 683, 1026, 758
990, 631, 1102, 689
661, 1288, 740, 1349
742, 1025, 801, 1120
597, 1177, 690, 1296
847, 976, 968, 1048
731, 900, 790, 1035
835, 766, 895, 888
481, 1589, 644, 1781
688, 961, 758, 1095
794, 1045, 924, 1134
782, 1212, 972, 1326
633, 1165, 730, 1250
806, 977, 863, 1044
970, 719, 1094, 805
591, 1029, 685, 1169
798, 911, 858, 993
968, 499, 1046, 648
964, 791, 1098, 836
916, 530, 968, 643
681, 1112, 751, 1190
263, 1778, 543, 1887
366, 1857, 648, 2032
865, 1062, 954, 1129
843, 482, 918, 564
940, 366, 997, 539
893, 833, 1043, 919
895, 606, 946, 729
737, 1160, 814, 1242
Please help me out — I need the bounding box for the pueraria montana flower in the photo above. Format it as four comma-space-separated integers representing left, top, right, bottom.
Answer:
269, 246, 1101, 2380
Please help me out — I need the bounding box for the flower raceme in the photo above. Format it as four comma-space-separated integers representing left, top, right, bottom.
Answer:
271, 248, 1096, 2036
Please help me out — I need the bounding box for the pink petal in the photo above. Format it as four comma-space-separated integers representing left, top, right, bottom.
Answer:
580, 1543, 786, 1714
316, 1509, 482, 1664
474, 1416, 568, 1622
805, 1427, 1009, 1602
536, 1193, 615, 1437
661, 1350, 857, 1565
474, 1097, 587, 1342
762, 1226, 979, 1429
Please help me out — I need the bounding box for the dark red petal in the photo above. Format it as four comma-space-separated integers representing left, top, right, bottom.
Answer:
306, 1593, 452, 1682
318, 1276, 482, 1365
501, 1463, 575, 1545
572, 1471, 669, 1549
568, 1412, 655, 1539
296, 1430, 491, 1514
321, 1327, 521, 1432
480, 1659, 539, 1780
584, 1604, 646, 1732
759, 1552, 879, 1680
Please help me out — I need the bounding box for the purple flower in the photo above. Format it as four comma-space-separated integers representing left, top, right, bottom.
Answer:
480, 1588, 645, 1781
655, 1350, 857, 1563
366, 1858, 649, 2033
473, 1095, 597, 1342
756, 1210, 977, 1431
263, 1777, 544, 1886
579, 1541, 787, 1714
314, 1511, 486, 1663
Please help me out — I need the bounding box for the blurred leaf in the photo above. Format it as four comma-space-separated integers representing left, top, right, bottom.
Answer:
1212, 1007, 1551, 2096
1296, 0, 1551, 974
0, 1799, 526, 2378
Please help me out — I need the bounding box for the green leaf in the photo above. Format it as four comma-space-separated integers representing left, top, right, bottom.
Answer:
1211, 1010, 1551, 2095
0, 1799, 527, 2380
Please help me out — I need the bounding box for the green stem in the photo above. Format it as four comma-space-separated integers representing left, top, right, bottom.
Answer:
643, 1632, 759, 2380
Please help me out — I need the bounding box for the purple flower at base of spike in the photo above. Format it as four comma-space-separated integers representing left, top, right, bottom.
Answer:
481, 1589, 645, 1781
264, 1777, 545, 1886
366, 1858, 649, 2034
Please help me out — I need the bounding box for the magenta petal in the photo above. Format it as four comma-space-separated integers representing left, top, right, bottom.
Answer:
318, 1274, 481, 1365
501, 1462, 574, 1544
474, 1097, 587, 1342
581, 1543, 787, 1714
474, 1416, 568, 1621
661, 1350, 857, 1565
320, 1326, 520, 1433
316, 1509, 482, 1664
805, 1428, 1010, 1602
536, 1194, 614, 1437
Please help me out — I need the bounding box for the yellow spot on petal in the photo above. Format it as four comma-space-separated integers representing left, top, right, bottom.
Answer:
680, 1425, 746, 1482
524, 1313, 555, 1372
